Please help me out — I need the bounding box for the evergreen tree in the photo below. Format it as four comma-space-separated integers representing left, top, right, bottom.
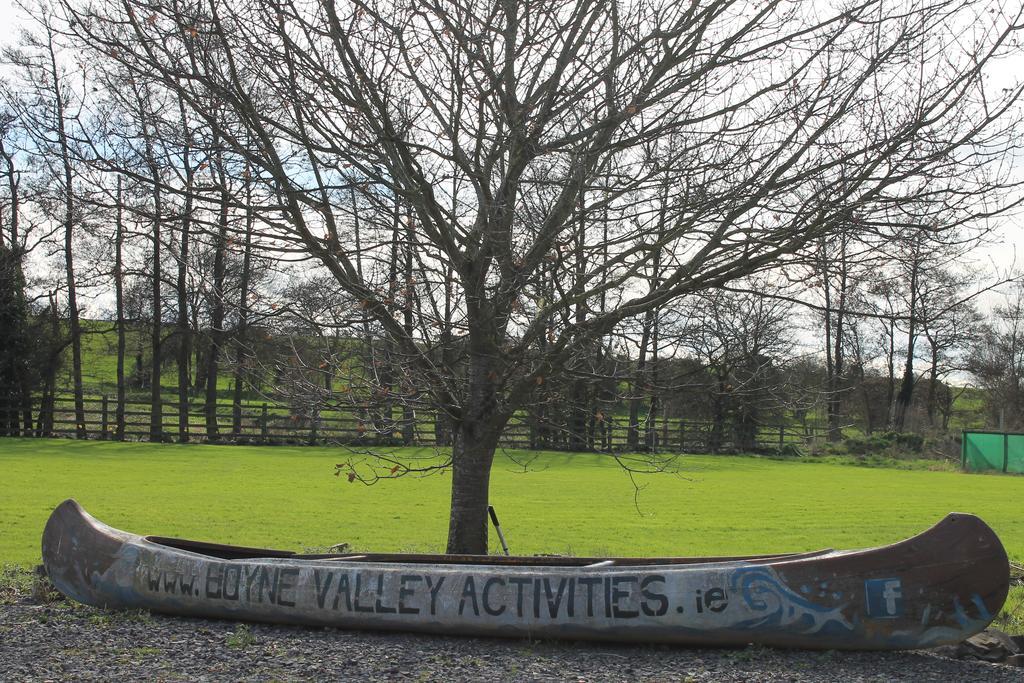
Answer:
0, 243, 29, 435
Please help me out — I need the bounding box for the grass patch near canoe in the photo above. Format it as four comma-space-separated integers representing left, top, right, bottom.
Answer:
2, 438, 1023, 569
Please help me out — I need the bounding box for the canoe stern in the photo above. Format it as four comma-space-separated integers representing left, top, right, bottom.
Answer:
41, 499, 141, 609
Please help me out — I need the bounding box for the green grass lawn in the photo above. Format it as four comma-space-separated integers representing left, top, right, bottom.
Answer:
2, 438, 1022, 568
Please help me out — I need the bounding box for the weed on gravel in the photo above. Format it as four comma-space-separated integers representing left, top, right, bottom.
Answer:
227, 623, 258, 649
0, 565, 32, 604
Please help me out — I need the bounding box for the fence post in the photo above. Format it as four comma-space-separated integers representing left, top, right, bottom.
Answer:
678, 420, 685, 451
101, 395, 109, 441
779, 424, 785, 450
310, 417, 318, 446
1003, 432, 1009, 474
261, 403, 269, 443
961, 430, 967, 470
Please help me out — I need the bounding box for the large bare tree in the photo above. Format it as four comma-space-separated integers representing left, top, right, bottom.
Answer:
61, 0, 1023, 552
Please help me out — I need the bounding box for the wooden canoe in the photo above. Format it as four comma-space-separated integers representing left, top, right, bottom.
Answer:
41, 499, 1009, 650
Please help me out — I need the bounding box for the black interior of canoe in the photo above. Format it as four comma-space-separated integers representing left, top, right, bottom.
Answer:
145, 536, 832, 565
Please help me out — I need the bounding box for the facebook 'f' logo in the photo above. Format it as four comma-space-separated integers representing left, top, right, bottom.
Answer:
865, 578, 904, 618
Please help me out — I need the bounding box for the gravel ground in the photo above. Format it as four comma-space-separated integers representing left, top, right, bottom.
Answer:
1, 592, 1020, 682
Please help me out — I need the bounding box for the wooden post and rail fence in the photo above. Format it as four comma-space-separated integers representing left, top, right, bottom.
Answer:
0, 392, 824, 454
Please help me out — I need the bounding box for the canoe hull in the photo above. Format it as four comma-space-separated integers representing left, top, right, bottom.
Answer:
42, 500, 1009, 649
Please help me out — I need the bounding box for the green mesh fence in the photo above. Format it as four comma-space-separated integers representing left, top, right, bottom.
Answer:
962, 431, 1024, 473
1009, 436, 1024, 474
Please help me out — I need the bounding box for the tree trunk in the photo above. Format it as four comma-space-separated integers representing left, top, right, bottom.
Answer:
444, 321, 507, 557
0, 137, 19, 249
374, 198, 402, 438
440, 265, 457, 447
445, 348, 505, 554
434, 266, 454, 447
893, 346, 916, 431
823, 236, 847, 443
893, 334, 916, 432
149, 180, 163, 442
0, 244, 25, 435
568, 204, 588, 451
0, 137, 31, 434
50, 38, 85, 439
19, 367, 32, 435
645, 311, 660, 451
627, 317, 652, 451
569, 378, 588, 451
446, 423, 502, 554
402, 212, 416, 446
925, 337, 939, 427
596, 201, 611, 452
533, 262, 554, 450
64, 198, 85, 439
859, 366, 874, 436
205, 149, 229, 441
177, 99, 194, 442
709, 381, 726, 453
135, 90, 164, 443
232, 173, 255, 437
38, 295, 60, 437
885, 316, 896, 429
941, 386, 959, 430
194, 322, 206, 392
644, 189, 666, 451
114, 176, 126, 441
893, 256, 920, 432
